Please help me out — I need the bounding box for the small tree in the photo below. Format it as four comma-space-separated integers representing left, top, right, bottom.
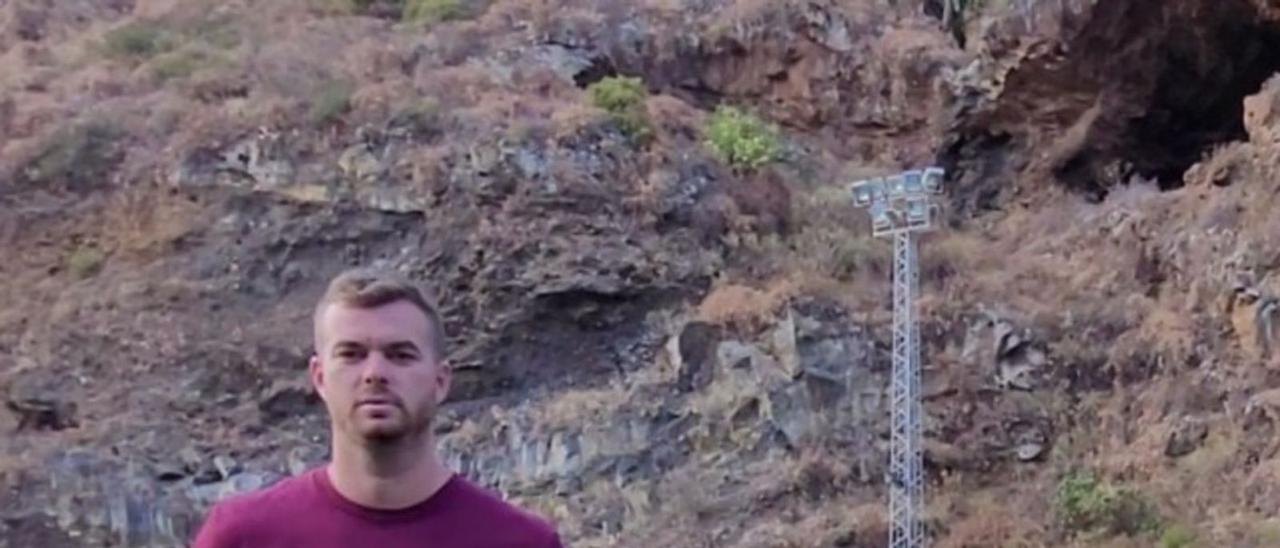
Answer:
704, 105, 780, 171
1055, 471, 1161, 539
586, 76, 653, 142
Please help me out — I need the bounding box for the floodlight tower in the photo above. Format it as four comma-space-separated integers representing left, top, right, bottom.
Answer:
849, 167, 945, 548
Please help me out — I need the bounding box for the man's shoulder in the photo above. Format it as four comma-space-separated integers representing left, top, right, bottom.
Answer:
193, 469, 321, 546
214, 468, 319, 513
446, 476, 561, 540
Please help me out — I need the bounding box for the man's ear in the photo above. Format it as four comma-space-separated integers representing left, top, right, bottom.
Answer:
309, 355, 326, 400
435, 360, 452, 405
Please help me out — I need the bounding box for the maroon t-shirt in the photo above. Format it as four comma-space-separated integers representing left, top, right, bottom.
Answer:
192, 467, 564, 548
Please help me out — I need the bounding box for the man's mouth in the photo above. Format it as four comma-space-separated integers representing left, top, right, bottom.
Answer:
355, 398, 400, 410
355, 399, 400, 421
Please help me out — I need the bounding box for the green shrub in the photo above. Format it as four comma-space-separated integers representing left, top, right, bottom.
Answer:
1054, 471, 1161, 538
588, 76, 646, 113
1160, 524, 1198, 548
1256, 520, 1280, 545
390, 97, 442, 135
587, 76, 652, 141
149, 47, 229, 83
188, 17, 241, 50
312, 0, 481, 23
101, 16, 238, 71
607, 108, 651, 141
24, 122, 122, 187
309, 0, 368, 15
309, 79, 355, 125
403, 0, 467, 23
103, 20, 175, 60
704, 105, 780, 171
66, 247, 104, 279
149, 50, 200, 82
1055, 472, 1109, 531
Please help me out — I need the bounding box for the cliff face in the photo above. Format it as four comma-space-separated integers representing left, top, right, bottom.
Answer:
6, 0, 1280, 546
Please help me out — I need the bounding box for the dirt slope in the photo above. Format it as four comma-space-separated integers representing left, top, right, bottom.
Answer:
5, 0, 1280, 546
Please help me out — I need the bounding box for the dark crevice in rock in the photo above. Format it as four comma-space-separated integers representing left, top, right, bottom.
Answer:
938, 130, 1016, 218
448, 289, 686, 403
570, 56, 618, 88
1112, 0, 1280, 188
950, 0, 1280, 205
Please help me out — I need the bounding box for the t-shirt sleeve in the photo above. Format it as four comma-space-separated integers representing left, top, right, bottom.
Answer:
191, 503, 241, 548
544, 531, 566, 548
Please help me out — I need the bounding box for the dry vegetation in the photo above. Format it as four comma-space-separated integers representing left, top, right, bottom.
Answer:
696, 279, 800, 329
1, 0, 515, 187
9, 0, 1280, 546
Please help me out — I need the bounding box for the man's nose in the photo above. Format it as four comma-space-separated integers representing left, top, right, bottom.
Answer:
360, 352, 392, 384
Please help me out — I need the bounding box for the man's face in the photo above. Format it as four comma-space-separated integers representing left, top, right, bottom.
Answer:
310, 300, 450, 443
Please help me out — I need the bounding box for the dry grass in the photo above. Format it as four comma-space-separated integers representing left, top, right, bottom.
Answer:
1130, 303, 1198, 368
19, 118, 126, 188
680, 366, 768, 449
704, 0, 781, 35
418, 63, 501, 109
534, 383, 631, 432
695, 278, 799, 330
0, 0, 569, 194
1184, 141, 1253, 187
600, 450, 886, 547
145, 44, 235, 84
1177, 426, 1238, 479
732, 497, 887, 548
609, 465, 717, 547
939, 508, 1041, 547
349, 80, 419, 123
549, 102, 610, 140
924, 230, 995, 281
307, 77, 355, 125
718, 174, 930, 315
9, 3, 1280, 547
100, 185, 207, 260
647, 91, 705, 126
1251, 517, 1280, 546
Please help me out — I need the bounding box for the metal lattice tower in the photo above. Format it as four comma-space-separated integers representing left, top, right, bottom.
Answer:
849, 167, 944, 548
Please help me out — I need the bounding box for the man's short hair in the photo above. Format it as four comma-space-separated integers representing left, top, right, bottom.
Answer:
313, 267, 447, 361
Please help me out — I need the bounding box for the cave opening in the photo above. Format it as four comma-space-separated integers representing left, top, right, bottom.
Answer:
945, 0, 1280, 208
1122, 5, 1280, 189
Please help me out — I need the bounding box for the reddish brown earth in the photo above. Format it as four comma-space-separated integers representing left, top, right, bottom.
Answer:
6, 0, 1280, 546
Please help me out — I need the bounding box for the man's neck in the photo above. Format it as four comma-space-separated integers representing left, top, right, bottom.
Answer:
327, 431, 453, 510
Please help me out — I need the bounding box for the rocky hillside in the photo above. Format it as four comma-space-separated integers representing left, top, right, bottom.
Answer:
6, 0, 1280, 546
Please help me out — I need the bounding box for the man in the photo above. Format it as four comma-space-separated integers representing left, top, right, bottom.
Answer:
193, 268, 564, 547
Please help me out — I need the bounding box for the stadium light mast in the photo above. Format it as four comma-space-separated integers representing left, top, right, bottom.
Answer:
849, 167, 945, 548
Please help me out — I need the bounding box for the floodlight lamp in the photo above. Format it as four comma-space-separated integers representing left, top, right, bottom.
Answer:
923, 167, 944, 194
882, 175, 903, 197
876, 180, 891, 201
906, 200, 929, 223
868, 177, 886, 197
852, 184, 874, 207
871, 202, 891, 229
902, 170, 923, 194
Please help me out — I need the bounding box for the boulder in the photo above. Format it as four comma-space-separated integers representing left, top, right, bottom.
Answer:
674, 321, 721, 392
1244, 74, 1280, 144
1165, 417, 1209, 458
5, 374, 77, 432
